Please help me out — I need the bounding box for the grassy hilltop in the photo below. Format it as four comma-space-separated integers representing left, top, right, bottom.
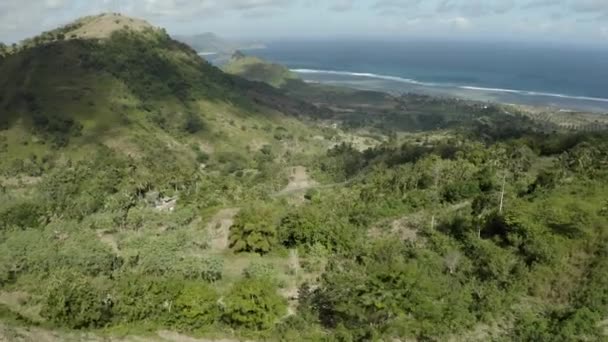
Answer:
1, 13, 608, 342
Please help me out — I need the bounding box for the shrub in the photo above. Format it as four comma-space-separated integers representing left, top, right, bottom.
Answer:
242, 261, 278, 285
175, 256, 223, 282
229, 205, 278, 254
184, 113, 205, 134
279, 206, 354, 252
0, 201, 43, 230
52, 231, 119, 276
510, 309, 602, 342
554, 308, 602, 341
304, 188, 319, 201
41, 272, 112, 329
216, 151, 249, 173
222, 278, 286, 330
172, 283, 220, 330
113, 276, 183, 324
196, 150, 210, 164
441, 181, 479, 203
509, 312, 553, 342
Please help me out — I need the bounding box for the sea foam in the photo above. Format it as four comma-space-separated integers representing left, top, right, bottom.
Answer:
291, 69, 437, 86
292, 68, 608, 104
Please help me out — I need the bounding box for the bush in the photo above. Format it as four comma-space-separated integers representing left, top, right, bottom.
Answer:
554, 308, 602, 341
183, 113, 205, 134
441, 181, 479, 203
172, 283, 220, 330
510, 309, 602, 342
216, 151, 249, 173
229, 205, 278, 254
304, 188, 319, 201
52, 230, 119, 276
41, 272, 112, 329
243, 261, 278, 285
175, 256, 223, 282
222, 278, 286, 330
113, 276, 183, 324
0, 201, 43, 230
196, 150, 210, 164
510, 312, 553, 342
279, 206, 354, 252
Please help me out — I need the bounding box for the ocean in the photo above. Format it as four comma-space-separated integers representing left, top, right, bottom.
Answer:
246, 39, 608, 113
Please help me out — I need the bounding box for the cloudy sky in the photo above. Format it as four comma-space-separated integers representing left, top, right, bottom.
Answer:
1, 0, 607, 44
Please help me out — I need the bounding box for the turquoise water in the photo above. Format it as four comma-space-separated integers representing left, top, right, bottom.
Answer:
248, 39, 608, 112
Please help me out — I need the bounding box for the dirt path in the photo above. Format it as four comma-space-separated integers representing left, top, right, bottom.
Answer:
207, 208, 240, 251
96, 230, 120, 254
276, 166, 318, 196
280, 249, 301, 317
0, 323, 246, 342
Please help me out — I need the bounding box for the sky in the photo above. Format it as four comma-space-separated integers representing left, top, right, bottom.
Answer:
1, 0, 608, 44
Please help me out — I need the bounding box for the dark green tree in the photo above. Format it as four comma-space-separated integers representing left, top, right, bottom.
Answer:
229, 205, 278, 254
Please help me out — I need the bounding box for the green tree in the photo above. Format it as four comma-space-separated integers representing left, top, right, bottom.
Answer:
279, 205, 354, 252
113, 276, 183, 324
509, 312, 553, 342
553, 308, 602, 342
222, 278, 286, 330
0, 200, 43, 230
314, 240, 475, 339
183, 113, 205, 134
229, 205, 278, 254
172, 283, 220, 330
41, 272, 112, 329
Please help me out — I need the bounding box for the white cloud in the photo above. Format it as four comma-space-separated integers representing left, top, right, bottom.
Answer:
0, 0, 301, 41
330, 0, 357, 12
45, 0, 68, 9
437, 0, 516, 16
0, 0, 607, 42
446, 16, 473, 30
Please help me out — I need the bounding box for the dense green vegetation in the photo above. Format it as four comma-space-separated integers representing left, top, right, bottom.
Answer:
1, 14, 608, 342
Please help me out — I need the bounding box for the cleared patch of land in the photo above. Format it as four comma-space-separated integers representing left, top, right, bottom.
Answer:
276, 166, 317, 195
207, 208, 240, 251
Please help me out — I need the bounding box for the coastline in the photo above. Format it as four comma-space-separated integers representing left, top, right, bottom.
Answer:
291, 68, 608, 114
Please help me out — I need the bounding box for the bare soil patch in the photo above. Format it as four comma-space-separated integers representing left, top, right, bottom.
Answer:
207, 208, 240, 251
277, 166, 317, 195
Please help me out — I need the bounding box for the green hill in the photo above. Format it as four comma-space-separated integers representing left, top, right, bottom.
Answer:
223, 51, 299, 88
0, 13, 332, 221
0, 13, 325, 163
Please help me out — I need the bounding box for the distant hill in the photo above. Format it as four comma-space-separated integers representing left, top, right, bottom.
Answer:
223, 51, 299, 88
174, 32, 265, 55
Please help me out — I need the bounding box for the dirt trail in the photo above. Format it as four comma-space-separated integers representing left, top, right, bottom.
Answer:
96, 230, 120, 254
277, 166, 318, 196
157, 331, 246, 342
207, 208, 240, 251
280, 249, 301, 317
0, 323, 245, 342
